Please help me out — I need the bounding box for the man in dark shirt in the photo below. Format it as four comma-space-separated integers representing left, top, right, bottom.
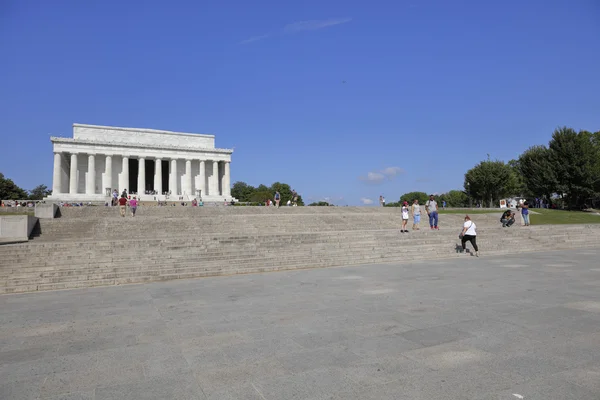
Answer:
500, 209, 515, 227
118, 195, 128, 218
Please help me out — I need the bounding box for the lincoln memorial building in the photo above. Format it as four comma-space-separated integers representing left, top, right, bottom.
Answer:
47, 124, 234, 202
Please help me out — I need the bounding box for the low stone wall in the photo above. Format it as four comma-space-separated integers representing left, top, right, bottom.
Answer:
0, 215, 38, 243
34, 203, 59, 219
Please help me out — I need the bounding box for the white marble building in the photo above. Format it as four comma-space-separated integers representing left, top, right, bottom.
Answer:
47, 124, 234, 202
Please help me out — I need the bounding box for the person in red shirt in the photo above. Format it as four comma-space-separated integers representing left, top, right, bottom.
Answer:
118, 195, 128, 217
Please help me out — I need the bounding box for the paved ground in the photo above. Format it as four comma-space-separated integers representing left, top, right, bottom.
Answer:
1, 249, 600, 400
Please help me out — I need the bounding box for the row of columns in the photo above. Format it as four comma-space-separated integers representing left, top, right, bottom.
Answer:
52, 152, 231, 197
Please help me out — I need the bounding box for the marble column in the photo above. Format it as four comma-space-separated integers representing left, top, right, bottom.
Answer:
169, 159, 178, 195
223, 161, 231, 198
105, 155, 113, 192
121, 156, 129, 193
137, 158, 145, 195
209, 160, 219, 196
199, 160, 206, 198
86, 154, 96, 195
52, 152, 63, 194
69, 153, 78, 194
154, 159, 162, 194
185, 159, 192, 196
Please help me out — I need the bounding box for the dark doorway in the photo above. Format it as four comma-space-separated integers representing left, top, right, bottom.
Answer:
129, 158, 138, 194
161, 160, 169, 194
145, 159, 154, 193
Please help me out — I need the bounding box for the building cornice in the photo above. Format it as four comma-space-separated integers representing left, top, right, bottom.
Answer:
73, 123, 215, 139
51, 137, 233, 154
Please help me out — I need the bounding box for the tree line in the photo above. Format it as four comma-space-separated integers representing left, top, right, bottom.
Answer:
231, 181, 304, 205
0, 173, 51, 201
464, 127, 600, 209
386, 191, 469, 208
386, 127, 599, 209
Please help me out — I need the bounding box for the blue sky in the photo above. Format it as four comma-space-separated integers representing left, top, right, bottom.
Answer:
1, 0, 599, 205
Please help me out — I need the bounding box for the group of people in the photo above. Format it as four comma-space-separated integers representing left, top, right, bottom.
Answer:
270, 190, 299, 208
398, 195, 480, 257
0, 200, 38, 207
399, 194, 441, 232
500, 201, 530, 227
116, 193, 138, 217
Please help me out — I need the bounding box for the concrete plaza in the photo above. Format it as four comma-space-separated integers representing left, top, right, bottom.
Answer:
1, 249, 600, 400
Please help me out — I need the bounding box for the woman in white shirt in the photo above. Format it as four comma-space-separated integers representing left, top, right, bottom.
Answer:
460, 215, 479, 257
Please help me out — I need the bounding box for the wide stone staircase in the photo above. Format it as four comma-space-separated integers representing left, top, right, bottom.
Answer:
1, 206, 599, 294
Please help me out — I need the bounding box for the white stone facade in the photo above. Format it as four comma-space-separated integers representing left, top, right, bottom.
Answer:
47, 124, 234, 202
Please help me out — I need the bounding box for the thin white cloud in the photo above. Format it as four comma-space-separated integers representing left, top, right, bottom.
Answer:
239, 35, 269, 45
360, 198, 374, 205
381, 167, 404, 177
359, 166, 405, 184
359, 172, 385, 184
284, 17, 352, 33
240, 17, 351, 45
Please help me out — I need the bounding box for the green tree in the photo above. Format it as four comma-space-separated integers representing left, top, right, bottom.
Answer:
231, 181, 255, 202
517, 145, 557, 200
308, 201, 331, 206
0, 173, 29, 200
464, 159, 519, 208
270, 182, 292, 203
230, 181, 304, 205
29, 184, 52, 200
399, 191, 429, 205
548, 127, 599, 209
250, 190, 272, 203
439, 190, 469, 207
507, 159, 526, 197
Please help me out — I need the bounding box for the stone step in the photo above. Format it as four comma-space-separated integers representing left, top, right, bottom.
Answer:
3, 205, 598, 294
3, 241, 597, 294
0, 231, 593, 263
1, 235, 592, 280
0, 231, 587, 262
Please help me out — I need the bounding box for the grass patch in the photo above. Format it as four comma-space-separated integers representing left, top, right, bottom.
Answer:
438, 209, 500, 214
530, 208, 600, 225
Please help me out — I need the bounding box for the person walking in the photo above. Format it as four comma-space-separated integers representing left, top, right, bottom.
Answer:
118, 195, 128, 217
129, 196, 138, 217
274, 191, 281, 208
411, 199, 421, 230
460, 215, 479, 256
401, 201, 409, 233
425, 194, 439, 230
521, 200, 530, 226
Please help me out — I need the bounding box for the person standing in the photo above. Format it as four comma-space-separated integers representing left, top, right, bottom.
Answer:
379, 195, 384, 207
129, 196, 138, 217
274, 191, 281, 208
521, 200, 530, 226
400, 201, 409, 233
460, 215, 479, 256
411, 199, 421, 230
382, 196, 386, 207
118, 195, 128, 217
425, 194, 439, 230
